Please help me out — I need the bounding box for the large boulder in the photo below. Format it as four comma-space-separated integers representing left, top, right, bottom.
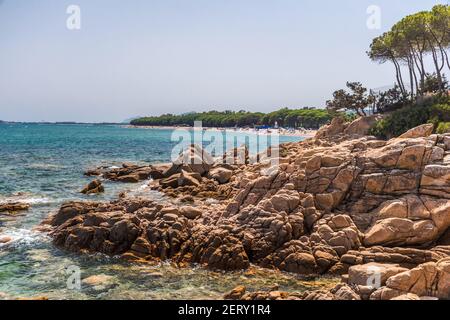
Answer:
159, 170, 201, 188
177, 170, 201, 187
348, 262, 408, 287
49, 201, 97, 226
398, 124, 434, 139
364, 218, 438, 247
316, 117, 347, 138
165, 144, 214, 177
420, 165, 450, 198
310, 214, 363, 256
179, 206, 203, 219
339, 246, 450, 270
385, 257, 450, 299
364, 195, 450, 247
344, 115, 379, 136
208, 167, 233, 184
331, 283, 361, 300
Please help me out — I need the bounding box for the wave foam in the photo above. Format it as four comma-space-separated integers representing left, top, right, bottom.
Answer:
26, 163, 64, 170
136, 181, 152, 191
0, 228, 49, 248
0, 196, 52, 206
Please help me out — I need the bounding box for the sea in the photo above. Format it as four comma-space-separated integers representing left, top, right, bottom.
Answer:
0, 123, 336, 300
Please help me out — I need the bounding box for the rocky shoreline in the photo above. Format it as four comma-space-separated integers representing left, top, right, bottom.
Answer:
42, 117, 450, 300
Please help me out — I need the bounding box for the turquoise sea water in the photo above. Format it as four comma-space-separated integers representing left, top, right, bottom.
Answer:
0, 123, 333, 300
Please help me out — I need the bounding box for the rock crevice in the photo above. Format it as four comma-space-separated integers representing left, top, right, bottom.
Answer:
45, 122, 450, 299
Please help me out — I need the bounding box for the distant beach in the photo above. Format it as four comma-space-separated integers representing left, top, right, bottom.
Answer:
123, 125, 317, 137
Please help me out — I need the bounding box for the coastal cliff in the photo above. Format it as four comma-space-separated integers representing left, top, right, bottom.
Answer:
43, 117, 450, 300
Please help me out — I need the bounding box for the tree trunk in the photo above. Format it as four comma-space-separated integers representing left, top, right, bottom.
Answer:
430, 46, 444, 91
443, 49, 450, 72
412, 64, 419, 97
392, 58, 406, 95
416, 51, 426, 94
429, 29, 450, 72
407, 56, 415, 99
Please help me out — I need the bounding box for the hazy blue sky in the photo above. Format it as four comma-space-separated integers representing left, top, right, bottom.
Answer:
0, 0, 447, 122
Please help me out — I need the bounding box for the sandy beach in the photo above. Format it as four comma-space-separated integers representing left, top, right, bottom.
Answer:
123, 125, 317, 137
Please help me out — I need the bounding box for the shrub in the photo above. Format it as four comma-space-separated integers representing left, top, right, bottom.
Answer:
369, 95, 449, 139
436, 122, 450, 133
430, 103, 450, 122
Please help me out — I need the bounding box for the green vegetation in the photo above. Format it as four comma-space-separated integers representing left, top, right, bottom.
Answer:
326, 82, 410, 117
436, 122, 450, 133
326, 82, 376, 116
369, 96, 450, 139
131, 108, 332, 129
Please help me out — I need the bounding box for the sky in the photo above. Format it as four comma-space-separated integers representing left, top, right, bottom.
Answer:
0, 0, 448, 122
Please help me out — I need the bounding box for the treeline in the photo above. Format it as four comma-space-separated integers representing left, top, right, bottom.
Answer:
131, 108, 331, 129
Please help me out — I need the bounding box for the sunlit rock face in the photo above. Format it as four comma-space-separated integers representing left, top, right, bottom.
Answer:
46, 122, 450, 300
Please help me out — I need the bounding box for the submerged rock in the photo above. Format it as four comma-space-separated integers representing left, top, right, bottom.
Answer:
0, 202, 30, 214
85, 163, 167, 183
80, 179, 104, 194
0, 236, 12, 244
82, 274, 118, 291
224, 285, 246, 300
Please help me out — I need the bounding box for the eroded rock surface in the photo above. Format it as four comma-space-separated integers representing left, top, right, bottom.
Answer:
45, 122, 450, 299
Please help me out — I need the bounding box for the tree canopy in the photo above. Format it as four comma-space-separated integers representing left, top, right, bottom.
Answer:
326, 82, 375, 116
367, 4, 450, 98
329, 5, 449, 118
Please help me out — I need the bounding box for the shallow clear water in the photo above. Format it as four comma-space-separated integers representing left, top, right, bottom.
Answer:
0, 123, 335, 300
